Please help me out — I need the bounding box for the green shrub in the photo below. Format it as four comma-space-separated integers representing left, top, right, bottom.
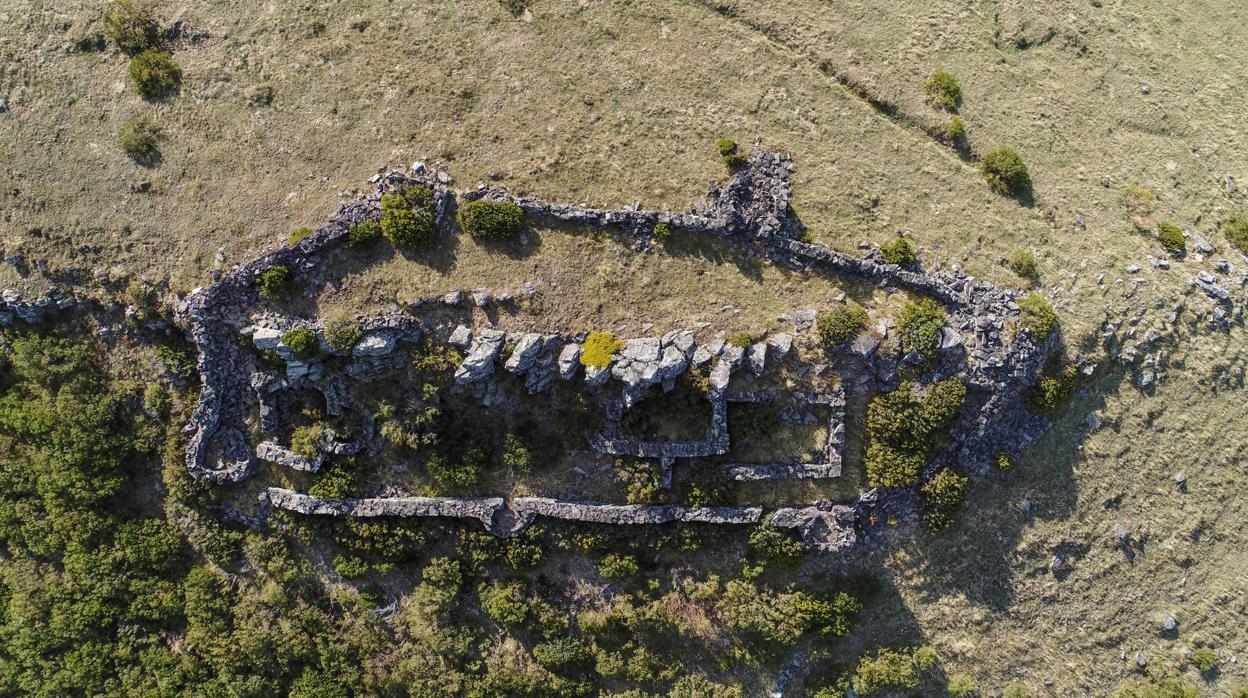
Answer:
653, 221, 673, 240
980, 146, 1030, 195
670, 675, 745, 698
924, 68, 961, 110
501, 432, 532, 472
897, 297, 946, 358
308, 459, 356, 498
289, 423, 324, 459
1028, 363, 1078, 412
382, 184, 434, 213
818, 301, 869, 348
256, 264, 291, 298
716, 138, 738, 156
281, 327, 318, 358
129, 49, 181, 99
947, 673, 976, 697
426, 448, 482, 490
880, 236, 916, 264
479, 581, 529, 626
1018, 293, 1057, 339
922, 469, 970, 531
457, 199, 525, 240
104, 0, 159, 54
852, 646, 937, 694
1007, 250, 1038, 280
1230, 686, 1248, 698
323, 318, 362, 352
1109, 669, 1197, 698
346, 219, 383, 247
1222, 211, 1248, 253
865, 379, 966, 488
728, 332, 753, 349
747, 524, 806, 570
288, 227, 314, 245
532, 638, 591, 670
944, 115, 965, 141
1191, 647, 1217, 672
596, 552, 639, 580
718, 581, 861, 646
116, 115, 162, 162
580, 331, 623, 368
996, 453, 1013, 471
1156, 221, 1185, 254
331, 554, 370, 579
381, 206, 434, 249
1003, 683, 1031, 698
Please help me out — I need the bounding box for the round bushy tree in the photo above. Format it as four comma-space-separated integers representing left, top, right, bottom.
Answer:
923, 68, 961, 111
881, 236, 916, 265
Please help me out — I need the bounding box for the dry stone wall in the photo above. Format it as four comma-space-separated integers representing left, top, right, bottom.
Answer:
177, 144, 1052, 553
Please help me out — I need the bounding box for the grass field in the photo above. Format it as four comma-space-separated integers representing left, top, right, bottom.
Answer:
4, 0, 1247, 694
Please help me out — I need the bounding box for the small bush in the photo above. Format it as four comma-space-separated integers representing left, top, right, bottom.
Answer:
427, 446, 485, 489
817, 301, 869, 348
1018, 293, 1057, 339
1222, 212, 1248, 253
921, 469, 970, 531
580, 331, 623, 368
381, 206, 434, 249
924, 68, 961, 111
479, 581, 529, 626
323, 318, 362, 352
331, 554, 370, 579
457, 199, 525, 240
980, 146, 1030, 195
880, 236, 916, 265
104, 0, 159, 54
1157, 222, 1185, 254
1028, 363, 1078, 412
947, 673, 976, 697
1110, 669, 1197, 698
288, 227, 314, 246
282, 327, 318, 358
1007, 250, 1038, 280
501, 432, 532, 472
1003, 684, 1031, 698
532, 638, 591, 670
944, 116, 965, 142
290, 423, 324, 459
596, 553, 639, 580
852, 646, 937, 694
1191, 647, 1217, 672
383, 184, 434, 213
129, 49, 181, 99
653, 222, 672, 240
897, 297, 946, 358
716, 138, 738, 156
747, 525, 805, 570
256, 265, 291, 299
865, 379, 965, 488
116, 115, 161, 162
346, 219, 383, 248
996, 453, 1012, 471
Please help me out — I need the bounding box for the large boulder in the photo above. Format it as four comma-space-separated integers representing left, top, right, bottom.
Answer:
505, 333, 545, 373
455, 329, 506, 384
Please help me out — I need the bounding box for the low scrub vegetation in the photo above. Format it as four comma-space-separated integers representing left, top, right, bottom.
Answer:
1221, 211, 1248, 253
287, 227, 314, 246
104, 0, 159, 54
1007, 250, 1038, 280
129, 49, 181, 99
256, 265, 291, 299
852, 645, 938, 694
717, 138, 748, 169
1029, 363, 1079, 412
457, 199, 525, 240
897, 297, 946, 358
116, 115, 162, 163
281, 328, 318, 358
864, 379, 966, 488
923, 68, 961, 111
880, 236, 916, 265
921, 468, 970, 531
1018, 293, 1057, 339
381, 187, 436, 248
980, 146, 1030, 195
346, 219, 383, 248
817, 301, 869, 349
1157, 222, 1185, 254
323, 318, 362, 352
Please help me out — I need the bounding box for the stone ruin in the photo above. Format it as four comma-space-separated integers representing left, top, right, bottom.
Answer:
174, 143, 1052, 553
